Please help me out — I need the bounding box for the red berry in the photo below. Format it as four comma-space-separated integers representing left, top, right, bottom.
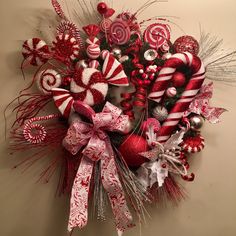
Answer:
97, 2, 108, 14
138, 80, 143, 86
62, 77, 72, 86
162, 163, 167, 168
172, 71, 186, 87
142, 73, 147, 79
144, 80, 151, 85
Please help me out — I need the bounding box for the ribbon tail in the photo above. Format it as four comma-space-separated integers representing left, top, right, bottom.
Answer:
101, 153, 134, 233
68, 156, 94, 231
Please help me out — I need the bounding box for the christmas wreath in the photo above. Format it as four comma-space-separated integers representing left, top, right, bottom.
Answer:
6, 0, 236, 235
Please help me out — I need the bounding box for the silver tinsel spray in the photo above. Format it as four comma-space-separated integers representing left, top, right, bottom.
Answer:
199, 29, 236, 83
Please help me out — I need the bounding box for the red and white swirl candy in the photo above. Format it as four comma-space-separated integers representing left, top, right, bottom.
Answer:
109, 19, 131, 45
101, 51, 129, 86
166, 87, 177, 97
22, 38, 50, 66
52, 88, 75, 118
149, 52, 206, 143
36, 69, 62, 94
70, 68, 108, 106
85, 36, 100, 59
181, 135, 205, 153
23, 122, 46, 144
144, 23, 170, 49
23, 114, 59, 144
86, 44, 101, 59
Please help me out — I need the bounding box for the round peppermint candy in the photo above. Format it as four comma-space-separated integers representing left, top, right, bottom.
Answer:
166, 87, 177, 97
144, 23, 170, 49
22, 38, 50, 66
86, 44, 101, 59
36, 69, 62, 94
109, 19, 131, 45
70, 68, 108, 106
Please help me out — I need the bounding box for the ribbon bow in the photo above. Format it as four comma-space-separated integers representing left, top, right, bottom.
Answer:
185, 82, 227, 124
63, 102, 133, 234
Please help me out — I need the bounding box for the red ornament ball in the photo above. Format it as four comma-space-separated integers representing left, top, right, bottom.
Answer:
172, 71, 186, 87
173, 35, 199, 55
119, 135, 148, 168
97, 2, 108, 14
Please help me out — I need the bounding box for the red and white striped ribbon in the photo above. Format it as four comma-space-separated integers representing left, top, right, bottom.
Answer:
149, 52, 206, 143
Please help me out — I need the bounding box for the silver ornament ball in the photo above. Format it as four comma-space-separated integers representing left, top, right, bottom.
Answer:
152, 105, 168, 122
112, 47, 122, 58
189, 115, 204, 131
144, 49, 158, 61
162, 52, 172, 60
76, 60, 88, 69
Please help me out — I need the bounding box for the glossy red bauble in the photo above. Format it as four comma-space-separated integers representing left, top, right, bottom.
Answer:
172, 71, 186, 87
97, 2, 108, 15
119, 135, 148, 168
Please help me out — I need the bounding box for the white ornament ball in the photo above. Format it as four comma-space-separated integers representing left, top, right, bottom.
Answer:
152, 105, 168, 122
166, 87, 177, 97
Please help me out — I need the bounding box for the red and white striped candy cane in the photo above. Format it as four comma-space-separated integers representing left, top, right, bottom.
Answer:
149, 52, 206, 143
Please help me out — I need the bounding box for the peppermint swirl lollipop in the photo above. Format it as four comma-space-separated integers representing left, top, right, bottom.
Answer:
110, 19, 131, 45
37, 69, 62, 94
144, 23, 170, 49
100, 18, 112, 32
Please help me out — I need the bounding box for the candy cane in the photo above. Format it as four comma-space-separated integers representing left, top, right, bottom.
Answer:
149, 52, 206, 143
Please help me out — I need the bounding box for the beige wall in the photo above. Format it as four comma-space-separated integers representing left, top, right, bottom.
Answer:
0, 0, 236, 235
